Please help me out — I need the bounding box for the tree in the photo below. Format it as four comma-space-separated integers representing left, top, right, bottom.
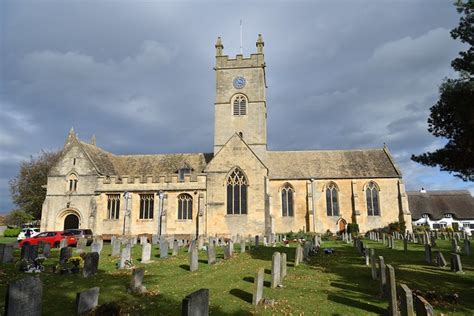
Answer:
4, 209, 33, 227
411, 0, 474, 181
9, 150, 62, 219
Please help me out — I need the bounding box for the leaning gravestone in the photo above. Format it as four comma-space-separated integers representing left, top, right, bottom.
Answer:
83, 252, 99, 278
189, 247, 199, 272
450, 253, 463, 273
2, 244, 14, 264
4, 276, 42, 316
252, 268, 264, 305
414, 295, 435, 316
111, 239, 121, 257
141, 243, 152, 264
76, 287, 99, 315
129, 267, 147, 294
271, 252, 281, 288
386, 264, 397, 316
435, 251, 447, 268
160, 240, 168, 259
182, 289, 209, 316
399, 284, 415, 316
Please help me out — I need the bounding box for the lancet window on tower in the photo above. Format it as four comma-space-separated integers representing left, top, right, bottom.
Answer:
226, 168, 248, 215
233, 95, 247, 116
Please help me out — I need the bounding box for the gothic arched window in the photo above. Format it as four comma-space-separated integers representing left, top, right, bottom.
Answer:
226, 168, 248, 214
326, 182, 339, 216
281, 183, 294, 217
366, 181, 380, 216
68, 174, 78, 192
233, 95, 247, 116
178, 194, 193, 220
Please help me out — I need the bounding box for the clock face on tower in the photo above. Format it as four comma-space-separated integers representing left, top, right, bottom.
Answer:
233, 76, 246, 89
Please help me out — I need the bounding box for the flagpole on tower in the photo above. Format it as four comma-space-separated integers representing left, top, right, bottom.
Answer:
240, 19, 243, 54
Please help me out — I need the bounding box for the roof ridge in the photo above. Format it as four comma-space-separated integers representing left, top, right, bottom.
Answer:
268, 148, 384, 154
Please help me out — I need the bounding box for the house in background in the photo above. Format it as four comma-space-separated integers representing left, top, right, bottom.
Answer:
408, 189, 474, 235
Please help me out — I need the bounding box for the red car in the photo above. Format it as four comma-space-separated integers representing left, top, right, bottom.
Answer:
19, 231, 77, 248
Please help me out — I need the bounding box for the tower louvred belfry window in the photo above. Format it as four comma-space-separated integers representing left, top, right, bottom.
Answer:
233, 95, 246, 116
226, 168, 248, 214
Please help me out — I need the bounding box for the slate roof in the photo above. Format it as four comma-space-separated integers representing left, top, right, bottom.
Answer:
266, 148, 401, 179
407, 190, 474, 220
79, 141, 212, 177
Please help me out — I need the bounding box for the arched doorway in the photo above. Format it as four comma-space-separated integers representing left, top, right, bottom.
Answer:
64, 214, 79, 230
337, 218, 347, 233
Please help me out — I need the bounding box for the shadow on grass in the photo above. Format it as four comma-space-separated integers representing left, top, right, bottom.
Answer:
229, 288, 252, 303
179, 264, 190, 271
327, 294, 386, 314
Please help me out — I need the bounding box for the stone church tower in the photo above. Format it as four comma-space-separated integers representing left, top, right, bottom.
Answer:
213, 35, 267, 158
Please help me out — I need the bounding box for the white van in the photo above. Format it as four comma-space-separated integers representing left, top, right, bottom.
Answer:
17, 228, 41, 241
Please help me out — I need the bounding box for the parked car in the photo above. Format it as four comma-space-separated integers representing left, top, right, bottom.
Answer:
17, 228, 41, 241
19, 231, 77, 248
64, 229, 94, 245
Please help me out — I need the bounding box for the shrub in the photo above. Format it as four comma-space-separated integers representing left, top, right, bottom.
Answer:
3, 228, 21, 237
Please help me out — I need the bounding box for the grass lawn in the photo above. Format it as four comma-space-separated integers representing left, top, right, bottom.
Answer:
0, 238, 473, 315
0, 237, 17, 244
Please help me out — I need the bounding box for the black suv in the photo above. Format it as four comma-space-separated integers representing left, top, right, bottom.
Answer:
64, 229, 94, 245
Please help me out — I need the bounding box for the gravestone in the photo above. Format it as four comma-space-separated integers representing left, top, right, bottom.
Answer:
271, 252, 281, 288
399, 284, 415, 316
280, 252, 287, 282
42, 243, 51, 258
83, 252, 99, 278
119, 245, 131, 269
140, 236, 147, 245
189, 247, 198, 272
365, 250, 370, 266
20, 244, 32, 261
181, 289, 209, 316
252, 268, 264, 305
152, 234, 159, 245
2, 244, 14, 264
91, 240, 102, 255
76, 238, 87, 253
111, 235, 117, 245
59, 246, 73, 267
403, 238, 408, 252
240, 240, 246, 253
129, 267, 147, 294
294, 244, 302, 267
254, 235, 259, 248
111, 239, 121, 257
207, 241, 216, 265
4, 276, 42, 316
76, 287, 99, 315
370, 250, 378, 280
450, 253, 463, 273
451, 239, 458, 253
424, 244, 432, 264
59, 238, 68, 249
435, 251, 447, 268
386, 264, 397, 316
382, 234, 386, 245
378, 256, 387, 297
430, 236, 436, 247
141, 243, 151, 263
414, 295, 435, 316
464, 239, 471, 256
303, 242, 311, 261
160, 240, 168, 259
224, 241, 233, 259
172, 240, 179, 256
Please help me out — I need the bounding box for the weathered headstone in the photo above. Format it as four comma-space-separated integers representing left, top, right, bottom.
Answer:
271, 252, 281, 288
206, 241, 216, 265
181, 289, 209, 316
240, 240, 246, 253
451, 239, 458, 253
111, 239, 121, 257
224, 241, 233, 259
386, 264, 397, 316
189, 247, 198, 272
160, 240, 168, 259
252, 268, 264, 305
370, 250, 378, 280
435, 251, 448, 268
172, 240, 179, 256
59, 238, 68, 249
140, 236, 148, 245
119, 245, 131, 269
464, 239, 471, 256
403, 238, 408, 252
83, 252, 99, 278
4, 276, 42, 316
91, 240, 102, 255
294, 244, 302, 267
76, 238, 87, 253
280, 252, 287, 283
129, 267, 147, 294
141, 243, 152, 264
152, 234, 159, 245
59, 246, 72, 267
2, 244, 14, 264
254, 235, 259, 248
450, 253, 463, 273
378, 256, 386, 297
303, 242, 311, 261
76, 287, 99, 315
414, 294, 435, 316
42, 243, 51, 258
399, 284, 415, 316
424, 244, 432, 264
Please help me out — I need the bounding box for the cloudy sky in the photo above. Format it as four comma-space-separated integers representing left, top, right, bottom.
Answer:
1, 0, 473, 213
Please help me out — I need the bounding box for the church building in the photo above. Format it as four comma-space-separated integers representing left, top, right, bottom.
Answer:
41, 35, 413, 238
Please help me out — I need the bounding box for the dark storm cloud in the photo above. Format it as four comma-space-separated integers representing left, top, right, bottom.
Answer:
1, 0, 473, 212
